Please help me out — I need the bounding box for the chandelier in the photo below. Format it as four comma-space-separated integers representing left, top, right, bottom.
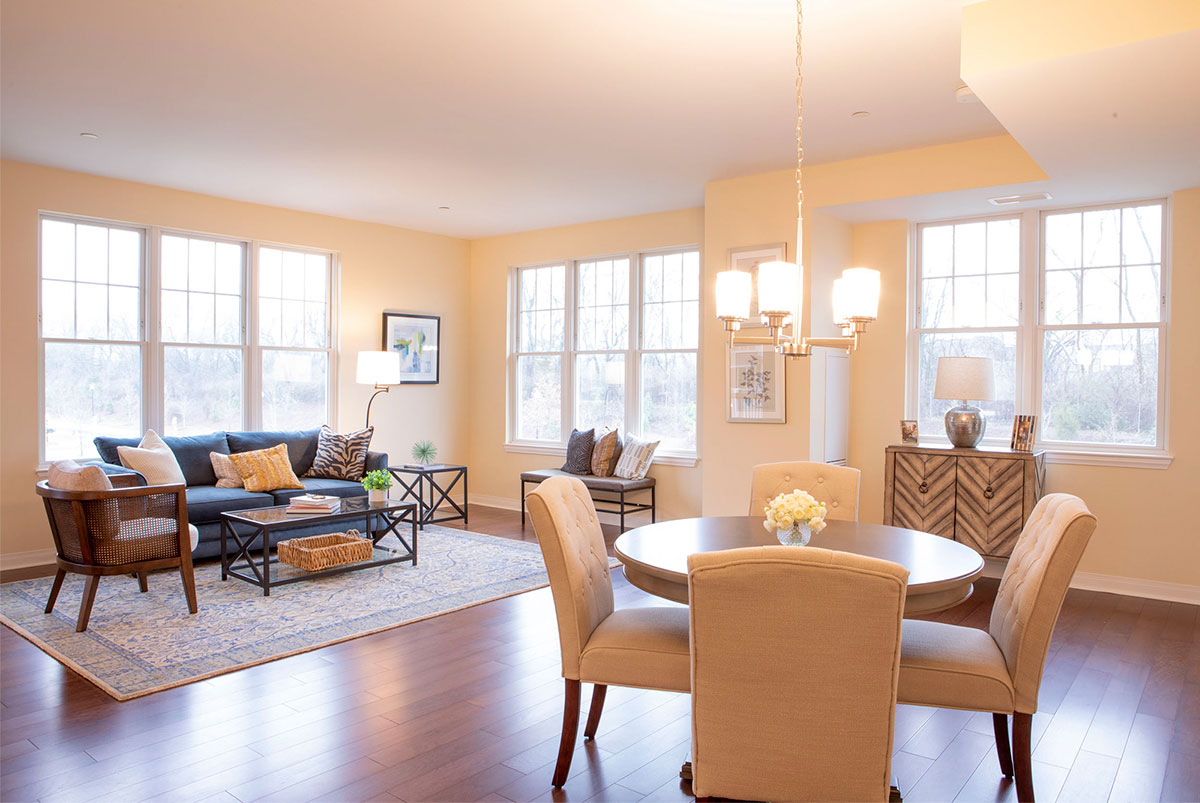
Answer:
715, 0, 881, 357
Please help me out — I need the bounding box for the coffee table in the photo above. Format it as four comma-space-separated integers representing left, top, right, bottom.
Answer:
220, 497, 418, 596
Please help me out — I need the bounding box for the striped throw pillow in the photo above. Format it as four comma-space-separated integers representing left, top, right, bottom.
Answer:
227, 444, 305, 493
590, 429, 621, 477
305, 425, 374, 481
613, 435, 659, 480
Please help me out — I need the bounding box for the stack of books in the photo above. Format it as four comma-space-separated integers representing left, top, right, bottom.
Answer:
285, 494, 341, 515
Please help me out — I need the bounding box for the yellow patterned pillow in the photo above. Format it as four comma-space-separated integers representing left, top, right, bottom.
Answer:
227, 444, 304, 493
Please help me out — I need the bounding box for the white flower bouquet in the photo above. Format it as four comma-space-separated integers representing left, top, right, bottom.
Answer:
763, 489, 828, 535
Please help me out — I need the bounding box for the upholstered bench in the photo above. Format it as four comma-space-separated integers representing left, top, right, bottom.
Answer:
520, 469, 655, 532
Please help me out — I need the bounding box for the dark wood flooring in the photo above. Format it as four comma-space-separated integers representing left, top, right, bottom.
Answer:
1, 505, 1198, 802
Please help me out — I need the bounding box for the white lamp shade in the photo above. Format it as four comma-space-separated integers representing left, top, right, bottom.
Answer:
715, 270, 752, 319
839, 267, 881, 320
934, 356, 996, 401
756, 260, 800, 316
356, 350, 401, 386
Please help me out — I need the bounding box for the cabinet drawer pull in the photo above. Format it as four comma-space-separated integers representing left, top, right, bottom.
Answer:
918, 481, 929, 494
983, 485, 995, 499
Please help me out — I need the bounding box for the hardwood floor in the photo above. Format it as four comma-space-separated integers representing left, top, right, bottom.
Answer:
2, 505, 1198, 802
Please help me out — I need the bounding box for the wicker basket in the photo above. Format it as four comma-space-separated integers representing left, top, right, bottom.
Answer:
277, 529, 373, 572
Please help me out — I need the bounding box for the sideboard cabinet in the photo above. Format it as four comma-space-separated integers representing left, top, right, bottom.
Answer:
883, 444, 1045, 558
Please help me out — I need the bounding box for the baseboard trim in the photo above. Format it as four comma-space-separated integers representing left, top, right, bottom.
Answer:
469, 494, 522, 512
982, 556, 1199, 604
0, 549, 56, 572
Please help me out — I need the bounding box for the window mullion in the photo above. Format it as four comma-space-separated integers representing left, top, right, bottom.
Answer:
563, 261, 575, 441
628, 252, 640, 438
246, 241, 260, 430
146, 227, 163, 434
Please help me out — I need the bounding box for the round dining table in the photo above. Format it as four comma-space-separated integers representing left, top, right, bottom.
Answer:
613, 516, 985, 616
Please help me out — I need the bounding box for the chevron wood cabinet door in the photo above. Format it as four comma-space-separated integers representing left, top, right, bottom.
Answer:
884, 444, 1045, 559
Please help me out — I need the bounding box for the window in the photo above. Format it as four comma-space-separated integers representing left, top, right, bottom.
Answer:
509, 247, 700, 458
39, 214, 337, 463
910, 200, 1168, 454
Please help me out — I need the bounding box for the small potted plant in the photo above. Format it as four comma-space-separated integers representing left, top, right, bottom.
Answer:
362, 469, 392, 504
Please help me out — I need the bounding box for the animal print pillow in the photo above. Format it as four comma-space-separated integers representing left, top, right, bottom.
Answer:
304, 425, 374, 481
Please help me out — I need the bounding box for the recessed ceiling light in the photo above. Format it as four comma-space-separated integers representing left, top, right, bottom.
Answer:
850, 111, 870, 118
79, 132, 99, 139
955, 85, 980, 104
438, 206, 451, 211
988, 192, 1052, 206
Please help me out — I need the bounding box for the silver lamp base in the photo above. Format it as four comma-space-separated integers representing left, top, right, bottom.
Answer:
944, 402, 985, 448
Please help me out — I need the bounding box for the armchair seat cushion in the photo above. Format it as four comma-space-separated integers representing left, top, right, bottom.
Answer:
897, 619, 1015, 713
579, 606, 690, 693
91, 516, 185, 565
185, 486, 276, 524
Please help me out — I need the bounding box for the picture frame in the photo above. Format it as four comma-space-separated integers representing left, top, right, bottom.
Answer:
1011, 414, 1037, 452
727, 344, 786, 423
727, 243, 787, 329
382, 312, 440, 384
900, 420, 919, 444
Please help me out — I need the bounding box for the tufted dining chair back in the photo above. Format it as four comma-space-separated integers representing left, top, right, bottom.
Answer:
526, 475, 615, 680
748, 461, 861, 521
989, 493, 1096, 713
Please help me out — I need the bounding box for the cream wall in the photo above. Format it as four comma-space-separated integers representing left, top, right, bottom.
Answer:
466, 208, 705, 524
0, 160, 470, 562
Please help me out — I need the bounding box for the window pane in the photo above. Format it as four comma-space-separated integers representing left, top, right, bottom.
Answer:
921, 225, 952, 278
188, 292, 216, 343
259, 247, 282, 298
1122, 205, 1161, 265
188, 238, 215, 292
1123, 265, 1160, 323
305, 302, 327, 347
166, 235, 243, 346
953, 275, 986, 327
1083, 208, 1120, 267
76, 225, 108, 284
44, 342, 141, 460
1042, 328, 1158, 446
986, 274, 1019, 326
215, 294, 241, 345
41, 280, 75, 338
109, 229, 141, 287
1081, 267, 1120, 324
76, 284, 107, 340
304, 254, 327, 301
577, 258, 629, 351
641, 251, 699, 350
1045, 212, 1082, 270
517, 355, 561, 441
163, 347, 243, 434
281, 251, 305, 300
641, 352, 697, 451
42, 220, 142, 342
953, 222, 985, 275
262, 350, 328, 429
916, 332, 1017, 440
1044, 270, 1080, 325
161, 235, 188, 290
986, 219, 1019, 273
575, 354, 624, 434
517, 264, 566, 353
162, 290, 188, 342
215, 243, 242, 295
259, 246, 326, 350
41, 219, 75, 280
109, 286, 140, 341
921, 278, 952, 328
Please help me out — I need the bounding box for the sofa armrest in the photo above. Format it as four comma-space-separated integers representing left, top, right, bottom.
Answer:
82, 461, 147, 487
365, 451, 389, 474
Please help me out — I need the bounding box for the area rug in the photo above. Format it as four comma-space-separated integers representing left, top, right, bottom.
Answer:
0, 528, 567, 701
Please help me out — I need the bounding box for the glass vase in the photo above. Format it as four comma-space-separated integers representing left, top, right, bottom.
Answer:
777, 522, 812, 546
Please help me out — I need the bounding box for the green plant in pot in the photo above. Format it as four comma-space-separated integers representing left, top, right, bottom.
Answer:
411, 440, 438, 465
362, 469, 392, 504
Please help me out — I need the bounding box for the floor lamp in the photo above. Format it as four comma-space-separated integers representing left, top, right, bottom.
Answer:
357, 351, 401, 429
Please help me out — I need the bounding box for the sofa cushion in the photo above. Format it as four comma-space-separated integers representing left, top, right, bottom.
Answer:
185, 485, 276, 524
227, 429, 320, 476
97, 431, 229, 487
271, 478, 369, 504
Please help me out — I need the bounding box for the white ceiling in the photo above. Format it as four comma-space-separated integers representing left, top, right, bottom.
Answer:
0, 0, 1004, 238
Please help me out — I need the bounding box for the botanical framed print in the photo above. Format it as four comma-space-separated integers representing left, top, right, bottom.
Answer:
382, 312, 440, 384
727, 344, 786, 423
1011, 415, 1037, 452
728, 243, 787, 328
900, 419, 919, 444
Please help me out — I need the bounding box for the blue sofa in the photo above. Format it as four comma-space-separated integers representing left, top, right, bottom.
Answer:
92, 429, 388, 560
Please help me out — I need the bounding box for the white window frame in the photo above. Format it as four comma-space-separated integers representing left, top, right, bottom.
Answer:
506, 245, 701, 466
37, 211, 340, 467
907, 198, 1172, 468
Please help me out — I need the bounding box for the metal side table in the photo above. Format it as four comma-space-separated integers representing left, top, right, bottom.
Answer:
387, 463, 468, 529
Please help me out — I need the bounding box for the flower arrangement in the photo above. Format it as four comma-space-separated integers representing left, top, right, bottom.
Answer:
361, 469, 393, 491
763, 489, 828, 535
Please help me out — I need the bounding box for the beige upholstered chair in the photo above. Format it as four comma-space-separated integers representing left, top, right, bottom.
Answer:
525, 476, 690, 787
689, 546, 907, 802
898, 493, 1097, 802
748, 460, 861, 521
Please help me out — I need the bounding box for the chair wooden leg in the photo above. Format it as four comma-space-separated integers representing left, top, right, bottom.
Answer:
552, 678, 581, 787
584, 684, 607, 739
45, 569, 67, 614
1013, 712, 1034, 802
993, 712, 1015, 778
180, 561, 199, 615
137, 572, 149, 593
76, 575, 100, 632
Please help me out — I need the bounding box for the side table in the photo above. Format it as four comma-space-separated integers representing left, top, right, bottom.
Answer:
388, 463, 468, 529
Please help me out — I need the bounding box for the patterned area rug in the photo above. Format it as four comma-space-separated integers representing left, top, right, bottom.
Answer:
0, 528, 558, 701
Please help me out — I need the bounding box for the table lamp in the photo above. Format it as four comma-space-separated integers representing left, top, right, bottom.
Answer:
357, 351, 401, 428
934, 356, 995, 448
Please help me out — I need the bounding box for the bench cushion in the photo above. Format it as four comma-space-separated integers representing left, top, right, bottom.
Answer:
522, 468, 654, 492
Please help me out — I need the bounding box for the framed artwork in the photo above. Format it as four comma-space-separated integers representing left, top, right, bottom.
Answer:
1011, 415, 1037, 452
382, 312, 440, 384
900, 420, 919, 444
727, 344, 786, 423
728, 243, 787, 328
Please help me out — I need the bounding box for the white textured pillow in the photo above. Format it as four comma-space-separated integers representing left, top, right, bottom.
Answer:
613, 435, 660, 480
117, 430, 186, 486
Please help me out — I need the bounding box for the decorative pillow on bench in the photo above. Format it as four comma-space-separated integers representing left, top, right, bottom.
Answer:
561, 428, 595, 475
591, 428, 622, 477
613, 435, 659, 480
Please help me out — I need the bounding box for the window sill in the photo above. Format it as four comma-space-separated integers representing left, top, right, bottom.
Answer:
503, 442, 699, 468
1043, 450, 1173, 470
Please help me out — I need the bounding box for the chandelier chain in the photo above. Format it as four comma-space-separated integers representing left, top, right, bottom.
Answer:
795, 0, 804, 273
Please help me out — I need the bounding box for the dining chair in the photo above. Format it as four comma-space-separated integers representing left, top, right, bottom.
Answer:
525, 475, 691, 788
37, 471, 199, 632
748, 460, 861, 521
897, 493, 1097, 802
688, 545, 908, 802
